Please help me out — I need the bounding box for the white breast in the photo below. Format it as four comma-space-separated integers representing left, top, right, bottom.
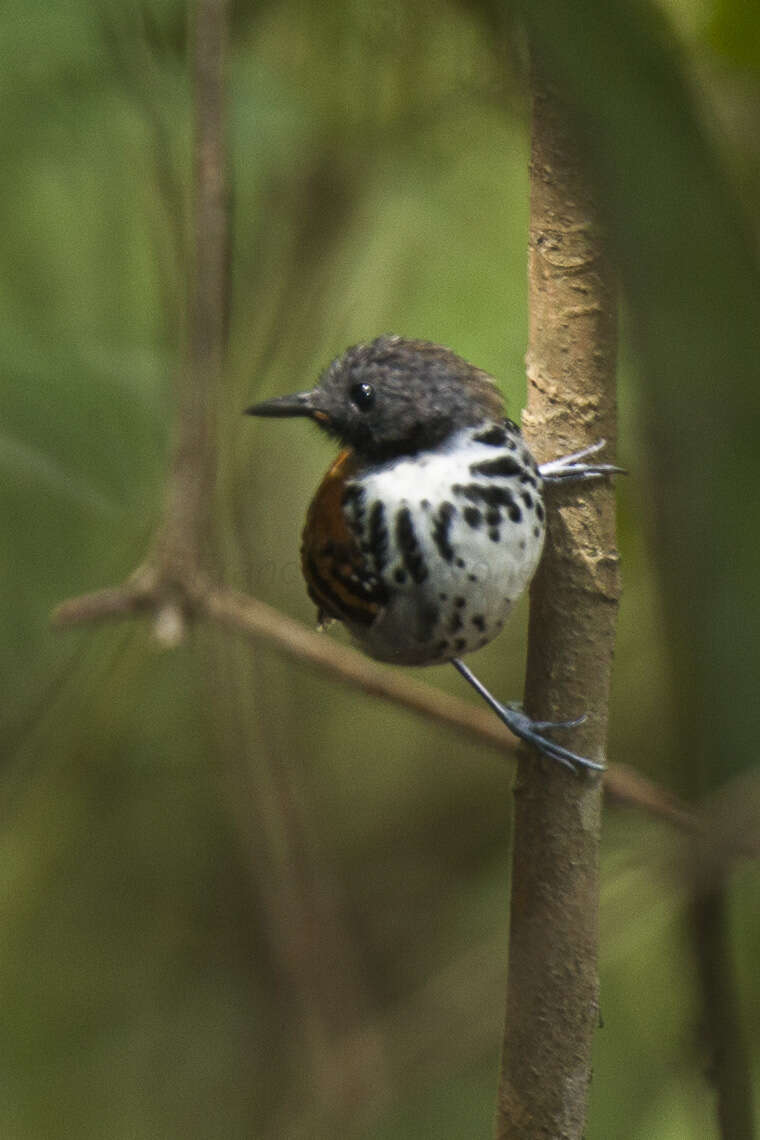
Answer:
343, 426, 546, 666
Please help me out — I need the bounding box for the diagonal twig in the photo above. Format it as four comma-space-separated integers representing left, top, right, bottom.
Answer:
54, 569, 711, 840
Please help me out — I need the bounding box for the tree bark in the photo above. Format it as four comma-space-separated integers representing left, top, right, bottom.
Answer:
496, 62, 620, 1139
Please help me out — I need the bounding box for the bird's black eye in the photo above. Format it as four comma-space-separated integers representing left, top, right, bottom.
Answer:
350, 380, 375, 411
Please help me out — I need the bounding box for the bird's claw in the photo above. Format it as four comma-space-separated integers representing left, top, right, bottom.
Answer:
501, 705, 603, 774
539, 439, 626, 483
451, 662, 605, 775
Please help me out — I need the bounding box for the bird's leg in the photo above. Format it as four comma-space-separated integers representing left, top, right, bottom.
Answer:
451, 658, 604, 774
538, 439, 625, 483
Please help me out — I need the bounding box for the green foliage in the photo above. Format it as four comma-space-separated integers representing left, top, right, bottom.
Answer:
1, 0, 759, 1136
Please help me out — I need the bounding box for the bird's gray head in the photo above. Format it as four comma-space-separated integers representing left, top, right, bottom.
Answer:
246, 335, 506, 462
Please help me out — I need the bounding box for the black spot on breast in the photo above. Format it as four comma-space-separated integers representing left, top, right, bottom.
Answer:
521, 491, 533, 509
508, 501, 522, 523
520, 472, 538, 489
455, 557, 465, 568
454, 637, 467, 652
421, 498, 431, 510
417, 602, 440, 642
486, 507, 501, 527
463, 506, 482, 529
489, 528, 501, 542
472, 614, 486, 632
536, 501, 545, 522
367, 500, 389, 572
431, 501, 456, 563
394, 567, 407, 584
395, 507, 428, 584
449, 611, 463, 634
453, 482, 520, 513
469, 455, 523, 479
454, 596, 466, 608
434, 639, 450, 656
533, 525, 541, 538
474, 424, 507, 447
439, 592, 448, 601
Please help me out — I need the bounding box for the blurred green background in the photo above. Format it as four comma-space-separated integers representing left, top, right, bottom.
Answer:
2, 0, 759, 1136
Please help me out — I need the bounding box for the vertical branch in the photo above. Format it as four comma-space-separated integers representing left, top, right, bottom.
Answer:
157, 0, 229, 587
496, 63, 620, 1139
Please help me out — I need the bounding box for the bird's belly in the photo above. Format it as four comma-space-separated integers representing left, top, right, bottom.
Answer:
354, 539, 541, 665
342, 437, 545, 666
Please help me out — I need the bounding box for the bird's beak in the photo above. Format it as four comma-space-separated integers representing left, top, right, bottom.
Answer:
244, 389, 330, 424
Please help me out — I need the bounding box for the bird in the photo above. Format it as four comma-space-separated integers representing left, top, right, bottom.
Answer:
246, 335, 620, 772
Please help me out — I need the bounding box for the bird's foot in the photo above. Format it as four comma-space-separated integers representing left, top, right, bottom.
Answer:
451, 658, 604, 774
539, 440, 625, 483
498, 703, 604, 773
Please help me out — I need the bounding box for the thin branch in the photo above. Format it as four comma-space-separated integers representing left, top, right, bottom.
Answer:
496, 64, 619, 1139
52, 569, 729, 841
51, 583, 153, 626
154, 0, 229, 581
186, 586, 686, 840
201, 585, 518, 744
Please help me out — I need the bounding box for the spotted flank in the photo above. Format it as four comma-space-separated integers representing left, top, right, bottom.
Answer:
451, 482, 523, 523
395, 506, 428, 584
431, 501, 456, 563
469, 454, 523, 479
366, 500, 389, 571
473, 424, 507, 447
330, 421, 547, 665
301, 450, 388, 626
